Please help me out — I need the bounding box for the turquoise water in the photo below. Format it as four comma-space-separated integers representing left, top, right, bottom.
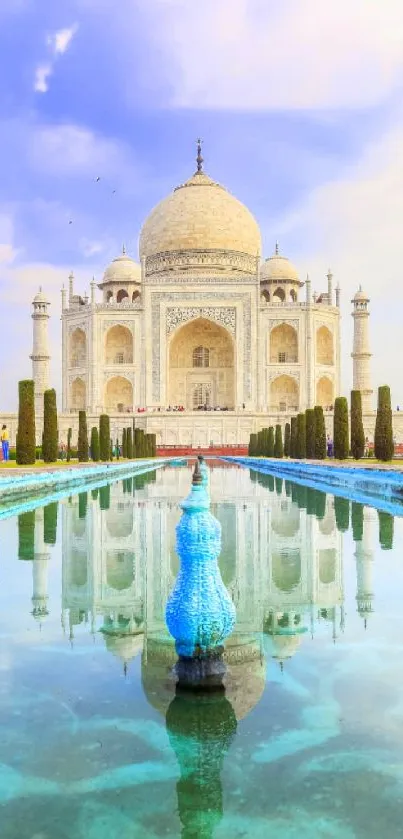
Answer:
1, 463, 403, 838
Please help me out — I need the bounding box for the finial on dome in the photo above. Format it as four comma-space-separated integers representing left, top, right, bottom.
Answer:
122, 243, 126, 255
275, 241, 279, 255
196, 138, 204, 173
39, 285, 42, 292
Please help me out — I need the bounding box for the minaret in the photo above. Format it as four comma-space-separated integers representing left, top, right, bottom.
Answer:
354, 507, 374, 627
351, 286, 373, 413
32, 506, 50, 622
30, 288, 51, 417
327, 268, 333, 306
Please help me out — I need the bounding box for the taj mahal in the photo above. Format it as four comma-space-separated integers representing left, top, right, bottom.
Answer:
1, 143, 382, 446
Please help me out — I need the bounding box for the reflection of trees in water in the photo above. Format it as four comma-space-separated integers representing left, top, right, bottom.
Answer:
106, 550, 135, 591
334, 496, 350, 533
318, 549, 336, 585
378, 511, 394, 550
99, 484, 110, 511
275, 477, 283, 496
352, 502, 364, 542
272, 549, 301, 592
166, 692, 237, 839
18, 510, 35, 561
44, 502, 58, 545
78, 492, 87, 520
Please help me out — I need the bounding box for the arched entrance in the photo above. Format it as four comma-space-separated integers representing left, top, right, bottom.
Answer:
168, 317, 235, 409
105, 325, 133, 365
316, 376, 333, 408
105, 376, 133, 412
71, 377, 86, 410
270, 375, 299, 412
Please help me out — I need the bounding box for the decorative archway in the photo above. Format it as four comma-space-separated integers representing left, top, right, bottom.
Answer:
71, 377, 86, 410
273, 287, 285, 302
316, 326, 333, 365
316, 376, 333, 408
105, 325, 133, 365
270, 323, 298, 363
105, 376, 133, 412
270, 375, 299, 412
70, 328, 86, 368
168, 317, 235, 409
117, 289, 129, 303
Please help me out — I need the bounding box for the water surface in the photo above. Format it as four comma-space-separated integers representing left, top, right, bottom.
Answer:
1, 463, 403, 838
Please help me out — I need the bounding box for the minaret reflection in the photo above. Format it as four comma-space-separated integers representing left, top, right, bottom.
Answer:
353, 503, 375, 627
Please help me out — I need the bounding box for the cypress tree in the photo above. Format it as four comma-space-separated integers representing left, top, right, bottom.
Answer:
334, 496, 350, 532
42, 388, 58, 463
145, 434, 153, 457
267, 427, 274, 457
91, 487, 99, 500
115, 438, 120, 459
122, 427, 127, 458
284, 422, 291, 457
43, 502, 58, 545
256, 429, 264, 456
248, 433, 258, 456
77, 410, 89, 462
274, 424, 283, 458
127, 427, 133, 458
290, 416, 298, 458
374, 385, 394, 461
150, 433, 157, 457
16, 380, 36, 465
18, 510, 36, 560
351, 502, 364, 542
78, 492, 88, 519
99, 415, 110, 461
314, 490, 326, 520
351, 390, 365, 460
378, 510, 394, 550
90, 427, 100, 461
305, 408, 316, 459
314, 406, 326, 460
67, 427, 72, 462
296, 413, 306, 458
333, 397, 349, 460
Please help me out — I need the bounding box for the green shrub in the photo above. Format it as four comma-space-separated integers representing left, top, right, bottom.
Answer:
42, 389, 58, 463
296, 413, 306, 458
351, 390, 365, 460
122, 427, 127, 458
18, 510, 36, 560
99, 415, 110, 461
290, 416, 298, 458
90, 427, 100, 461
99, 484, 110, 510
150, 433, 157, 457
305, 409, 316, 459
110, 439, 113, 459
256, 429, 264, 456
16, 380, 36, 465
374, 385, 394, 461
91, 488, 99, 500
77, 411, 89, 462
314, 406, 326, 460
267, 427, 274, 457
127, 427, 133, 458
378, 511, 394, 550
274, 424, 283, 458
248, 433, 258, 456
284, 422, 291, 457
67, 427, 72, 462
115, 438, 120, 459
333, 397, 349, 460
43, 502, 58, 545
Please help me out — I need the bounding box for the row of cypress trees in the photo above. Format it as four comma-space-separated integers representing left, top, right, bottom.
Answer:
248, 386, 394, 463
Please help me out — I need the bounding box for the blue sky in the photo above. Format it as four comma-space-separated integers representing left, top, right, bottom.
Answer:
1, 0, 403, 409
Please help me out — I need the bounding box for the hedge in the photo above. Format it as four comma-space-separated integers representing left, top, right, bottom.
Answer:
351, 390, 365, 460
77, 411, 89, 462
305, 409, 316, 459
314, 406, 326, 460
296, 413, 306, 458
284, 422, 291, 457
374, 385, 394, 461
43, 502, 58, 545
91, 427, 100, 461
18, 510, 36, 561
67, 427, 72, 462
290, 416, 298, 458
99, 415, 110, 461
274, 424, 283, 458
127, 427, 133, 458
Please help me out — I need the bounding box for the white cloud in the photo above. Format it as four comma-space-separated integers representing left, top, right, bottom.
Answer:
48, 24, 78, 56
145, 0, 403, 110
33, 63, 52, 93
275, 120, 403, 403
34, 23, 78, 94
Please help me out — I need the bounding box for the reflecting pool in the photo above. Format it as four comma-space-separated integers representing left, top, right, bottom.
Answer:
2, 463, 403, 838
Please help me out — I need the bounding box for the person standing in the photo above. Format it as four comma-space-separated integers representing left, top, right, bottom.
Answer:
1, 424, 9, 461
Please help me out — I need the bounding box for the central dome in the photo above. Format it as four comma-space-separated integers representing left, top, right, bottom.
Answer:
139, 168, 261, 277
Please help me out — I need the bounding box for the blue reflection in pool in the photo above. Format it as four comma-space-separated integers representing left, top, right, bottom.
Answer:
1, 463, 403, 838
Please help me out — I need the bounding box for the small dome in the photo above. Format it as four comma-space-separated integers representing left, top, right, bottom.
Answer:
352, 285, 369, 303
33, 287, 49, 304
103, 632, 143, 664
139, 168, 261, 276
100, 248, 141, 286
264, 629, 306, 662
261, 245, 299, 282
